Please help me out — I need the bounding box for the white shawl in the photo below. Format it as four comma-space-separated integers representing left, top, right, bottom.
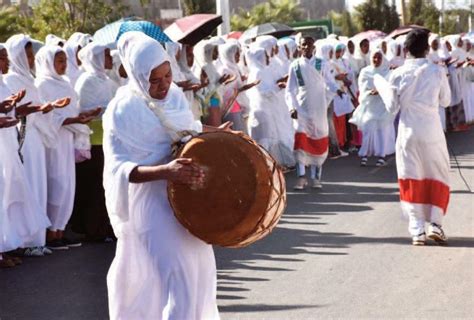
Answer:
103, 31, 201, 227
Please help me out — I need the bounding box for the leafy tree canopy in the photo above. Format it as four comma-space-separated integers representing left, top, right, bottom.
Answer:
354, 0, 400, 33
231, 0, 302, 31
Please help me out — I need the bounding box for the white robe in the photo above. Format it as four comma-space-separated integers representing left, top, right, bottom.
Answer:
286, 56, 329, 167
4, 34, 53, 247
0, 83, 47, 252
104, 32, 218, 320
387, 58, 451, 235
35, 45, 88, 231
351, 63, 395, 158
246, 48, 294, 166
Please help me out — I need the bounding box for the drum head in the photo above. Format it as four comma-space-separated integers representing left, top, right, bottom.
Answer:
168, 132, 275, 247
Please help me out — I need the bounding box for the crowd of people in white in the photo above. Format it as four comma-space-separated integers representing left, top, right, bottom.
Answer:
0, 26, 473, 272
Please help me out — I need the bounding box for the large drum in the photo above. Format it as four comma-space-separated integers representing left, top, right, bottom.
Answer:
168, 131, 286, 248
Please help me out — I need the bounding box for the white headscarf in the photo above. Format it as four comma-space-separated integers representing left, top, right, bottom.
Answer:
5, 34, 34, 82
317, 42, 333, 61
0, 44, 10, 96
63, 33, 88, 86
103, 32, 200, 225
386, 40, 404, 67
193, 40, 221, 92
278, 38, 297, 61
218, 42, 241, 77
45, 34, 65, 47
428, 34, 442, 64
246, 47, 277, 94
118, 32, 170, 101
106, 49, 124, 88
4, 35, 58, 146
165, 42, 185, 82
78, 42, 108, 79
447, 35, 467, 62
34, 45, 90, 149
177, 44, 199, 84
255, 35, 277, 58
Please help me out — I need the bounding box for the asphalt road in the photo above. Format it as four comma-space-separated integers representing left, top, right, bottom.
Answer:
1, 129, 473, 320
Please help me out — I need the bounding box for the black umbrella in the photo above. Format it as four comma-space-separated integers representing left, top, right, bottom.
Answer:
241, 22, 295, 43
164, 14, 223, 46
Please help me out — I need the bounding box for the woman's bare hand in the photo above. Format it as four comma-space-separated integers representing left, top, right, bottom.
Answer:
0, 117, 20, 128
239, 79, 260, 92
53, 97, 71, 108
15, 102, 42, 117
164, 158, 206, 187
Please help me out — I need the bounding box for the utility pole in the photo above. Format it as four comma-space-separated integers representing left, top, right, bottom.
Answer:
439, 0, 445, 35
216, 0, 230, 36
400, 0, 407, 25
470, 0, 473, 32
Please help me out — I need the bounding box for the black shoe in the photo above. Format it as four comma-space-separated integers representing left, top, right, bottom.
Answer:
47, 239, 69, 250
62, 237, 82, 248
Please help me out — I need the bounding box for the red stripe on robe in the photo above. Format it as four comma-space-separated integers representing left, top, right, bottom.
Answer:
294, 132, 329, 156
333, 114, 346, 147
398, 178, 450, 214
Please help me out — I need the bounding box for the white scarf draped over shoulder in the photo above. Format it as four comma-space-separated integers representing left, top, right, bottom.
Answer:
4, 34, 57, 147
103, 31, 201, 227
34, 45, 91, 150
75, 42, 115, 112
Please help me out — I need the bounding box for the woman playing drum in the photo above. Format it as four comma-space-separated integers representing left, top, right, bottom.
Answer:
103, 32, 230, 319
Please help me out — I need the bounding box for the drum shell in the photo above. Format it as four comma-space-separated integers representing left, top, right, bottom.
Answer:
168, 132, 286, 248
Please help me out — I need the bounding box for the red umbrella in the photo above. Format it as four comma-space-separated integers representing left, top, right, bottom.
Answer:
164, 14, 223, 46
388, 25, 430, 39
353, 30, 387, 42
225, 31, 242, 40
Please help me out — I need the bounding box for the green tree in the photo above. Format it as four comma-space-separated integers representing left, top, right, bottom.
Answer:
329, 10, 360, 37
230, 0, 302, 31
21, 0, 128, 41
407, 0, 424, 25
0, 6, 24, 42
406, 0, 440, 33
354, 0, 400, 33
443, 9, 471, 35
182, 0, 215, 15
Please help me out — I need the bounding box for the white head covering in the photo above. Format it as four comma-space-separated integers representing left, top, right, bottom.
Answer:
45, 34, 65, 47
427, 34, 441, 64
255, 35, 277, 58
317, 43, 333, 61
63, 33, 88, 86
246, 47, 267, 70
177, 44, 199, 84
5, 34, 34, 81
78, 42, 108, 79
193, 40, 221, 91
165, 42, 185, 82
218, 42, 241, 76
35, 45, 64, 81
35, 45, 81, 131
386, 40, 404, 67
118, 32, 170, 101
447, 35, 467, 62
246, 46, 278, 95
106, 49, 128, 88
278, 38, 297, 60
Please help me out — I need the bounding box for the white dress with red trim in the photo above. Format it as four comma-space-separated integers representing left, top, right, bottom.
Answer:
388, 59, 452, 224
286, 56, 329, 167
